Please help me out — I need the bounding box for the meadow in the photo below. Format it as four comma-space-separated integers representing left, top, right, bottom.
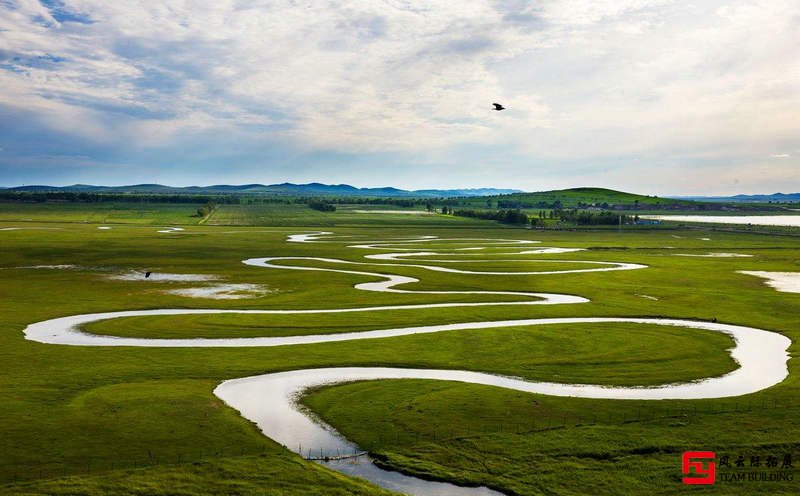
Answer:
0, 202, 204, 225
0, 203, 798, 495
205, 203, 497, 227
0, 201, 490, 227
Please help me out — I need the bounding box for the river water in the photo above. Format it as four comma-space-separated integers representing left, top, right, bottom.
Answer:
643, 215, 800, 227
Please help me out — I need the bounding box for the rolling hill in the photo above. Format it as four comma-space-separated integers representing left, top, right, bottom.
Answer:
463, 187, 696, 209
4, 183, 520, 198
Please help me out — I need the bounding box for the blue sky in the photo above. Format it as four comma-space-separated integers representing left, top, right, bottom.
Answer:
0, 0, 798, 194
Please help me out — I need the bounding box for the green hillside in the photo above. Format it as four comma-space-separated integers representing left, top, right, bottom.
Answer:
465, 187, 693, 209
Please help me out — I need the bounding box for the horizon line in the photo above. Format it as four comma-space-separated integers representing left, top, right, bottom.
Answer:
1, 183, 797, 198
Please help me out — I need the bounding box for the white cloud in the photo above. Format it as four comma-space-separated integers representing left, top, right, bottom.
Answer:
0, 0, 798, 192
770, 153, 790, 158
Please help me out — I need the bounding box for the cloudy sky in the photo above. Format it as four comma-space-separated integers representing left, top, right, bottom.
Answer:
1, 1, 798, 194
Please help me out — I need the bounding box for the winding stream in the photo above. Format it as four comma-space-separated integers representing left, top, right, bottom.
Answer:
22, 231, 791, 495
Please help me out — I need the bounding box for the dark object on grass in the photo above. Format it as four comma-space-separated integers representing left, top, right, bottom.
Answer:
145, 271, 151, 279
492, 103, 505, 111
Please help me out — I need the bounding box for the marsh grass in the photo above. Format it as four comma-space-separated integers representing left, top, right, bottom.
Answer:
1, 218, 799, 494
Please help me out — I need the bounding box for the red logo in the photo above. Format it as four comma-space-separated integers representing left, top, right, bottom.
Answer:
682, 451, 716, 484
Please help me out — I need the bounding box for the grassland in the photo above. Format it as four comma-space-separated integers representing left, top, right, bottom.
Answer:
0, 201, 492, 227
205, 203, 490, 226
0, 205, 799, 495
0, 202, 203, 225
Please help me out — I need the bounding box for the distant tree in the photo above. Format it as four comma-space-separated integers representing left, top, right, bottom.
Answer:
194, 201, 217, 217
452, 208, 528, 225
308, 200, 336, 212
555, 209, 631, 225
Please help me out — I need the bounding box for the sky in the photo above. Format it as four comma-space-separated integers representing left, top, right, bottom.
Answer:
0, 1, 798, 195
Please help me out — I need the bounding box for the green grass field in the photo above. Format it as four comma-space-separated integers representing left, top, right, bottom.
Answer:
1, 206, 799, 495
0, 201, 493, 228
0, 202, 203, 225
206, 203, 490, 226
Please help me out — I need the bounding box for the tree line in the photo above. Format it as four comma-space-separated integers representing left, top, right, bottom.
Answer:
451, 208, 530, 224
0, 191, 241, 204
297, 197, 427, 207
450, 207, 637, 227
551, 209, 634, 225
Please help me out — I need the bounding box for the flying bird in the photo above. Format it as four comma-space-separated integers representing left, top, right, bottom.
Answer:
145, 271, 151, 279
492, 103, 505, 111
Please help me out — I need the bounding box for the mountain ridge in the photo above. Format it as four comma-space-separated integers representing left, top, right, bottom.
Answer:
6, 184, 797, 203
3, 183, 522, 198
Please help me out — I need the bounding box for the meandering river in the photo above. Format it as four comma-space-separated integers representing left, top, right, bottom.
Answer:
22, 232, 791, 495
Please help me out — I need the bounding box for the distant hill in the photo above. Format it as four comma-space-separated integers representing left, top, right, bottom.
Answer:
6, 184, 791, 211
4, 183, 521, 198
465, 187, 696, 209
670, 193, 800, 203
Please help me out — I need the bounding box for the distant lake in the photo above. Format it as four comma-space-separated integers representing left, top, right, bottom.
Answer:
643, 215, 800, 227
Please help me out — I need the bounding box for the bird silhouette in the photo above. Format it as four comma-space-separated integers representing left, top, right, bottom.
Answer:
492, 103, 505, 111
145, 271, 151, 279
